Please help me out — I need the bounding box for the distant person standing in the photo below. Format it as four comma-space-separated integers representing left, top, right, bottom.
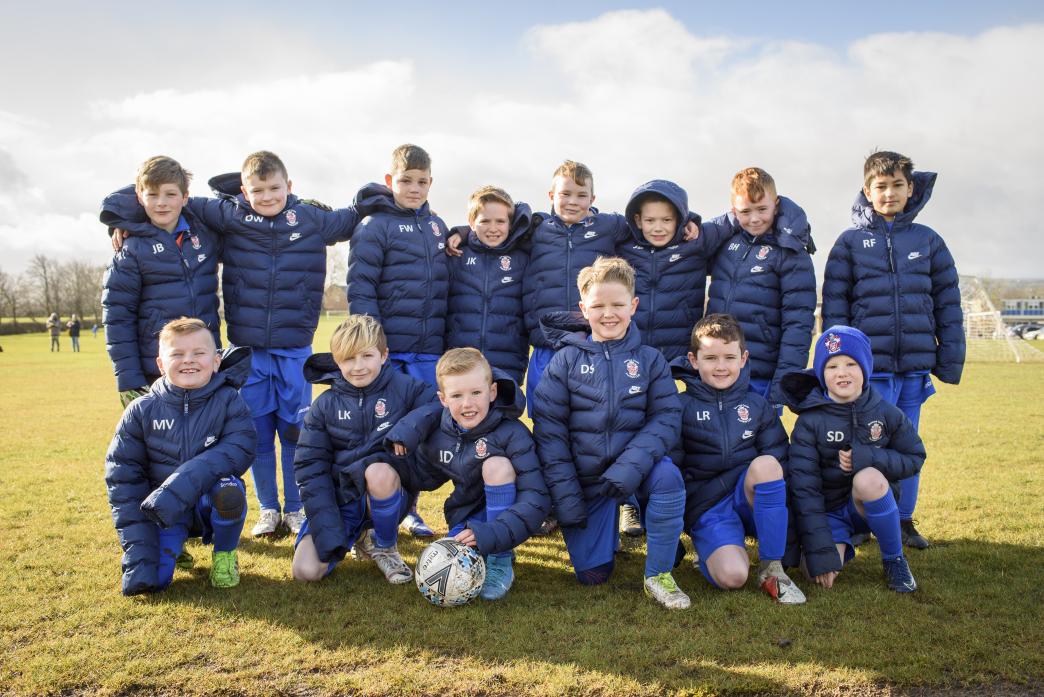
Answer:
67, 314, 82, 352
47, 313, 61, 352
91, 323, 100, 338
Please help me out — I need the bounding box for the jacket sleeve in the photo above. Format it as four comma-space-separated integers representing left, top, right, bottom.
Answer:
470, 423, 551, 556
316, 206, 365, 246
101, 250, 148, 392
928, 232, 965, 384
384, 405, 451, 494
104, 402, 160, 595
755, 406, 790, 472
850, 408, 926, 481
821, 235, 854, 332
345, 218, 384, 320
696, 217, 734, 258
293, 395, 350, 563
600, 353, 682, 497
532, 352, 588, 527
140, 392, 257, 528
786, 417, 842, 578
183, 197, 233, 235
770, 250, 817, 404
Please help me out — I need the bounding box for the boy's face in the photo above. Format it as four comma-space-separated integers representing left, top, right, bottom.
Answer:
549, 175, 594, 225
731, 188, 777, 237
137, 183, 188, 234
579, 281, 638, 343
472, 201, 512, 247
687, 336, 748, 390
438, 366, 497, 430
863, 173, 912, 222
241, 172, 292, 217
335, 346, 388, 389
385, 168, 432, 210
635, 200, 678, 248
822, 354, 863, 403
156, 330, 220, 390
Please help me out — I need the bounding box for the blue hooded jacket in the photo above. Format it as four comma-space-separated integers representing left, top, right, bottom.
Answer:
100, 185, 222, 391
182, 172, 364, 349
104, 346, 256, 595
821, 172, 965, 383
346, 183, 451, 355
446, 202, 532, 383
386, 371, 550, 556
619, 180, 728, 361
704, 196, 817, 403
532, 314, 681, 527
780, 326, 926, 577
670, 357, 789, 529
292, 354, 436, 564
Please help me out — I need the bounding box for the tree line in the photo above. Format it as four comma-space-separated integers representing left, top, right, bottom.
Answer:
0, 255, 105, 334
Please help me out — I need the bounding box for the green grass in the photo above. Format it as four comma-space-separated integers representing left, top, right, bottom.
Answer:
1, 320, 1042, 696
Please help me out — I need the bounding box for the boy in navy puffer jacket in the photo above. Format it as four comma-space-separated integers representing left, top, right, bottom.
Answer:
105, 318, 255, 595
101, 156, 221, 407
822, 151, 964, 549
532, 257, 688, 609
291, 315, 437, 585
347, 143, 451, 538
704, 167, 817, 411
781, 325, 925, 593
446, 186, 532, 385
387, 348, 550, 601
672, 314, 805, 604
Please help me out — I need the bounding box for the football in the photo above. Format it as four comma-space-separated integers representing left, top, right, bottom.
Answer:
415, 538, 486, 607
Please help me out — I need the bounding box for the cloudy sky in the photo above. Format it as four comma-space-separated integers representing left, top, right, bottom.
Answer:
1, 1, 1042, 279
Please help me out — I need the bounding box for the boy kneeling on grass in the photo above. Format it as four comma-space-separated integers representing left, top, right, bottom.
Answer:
105, 318, 255, 595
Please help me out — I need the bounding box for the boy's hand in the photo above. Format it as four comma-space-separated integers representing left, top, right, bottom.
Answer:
597, 478, 627, 502
110, 228, 129, 252
445, 226, 468, 257
391, 442, 407, 457
452, 528, 477, 547
683, 220, 700, 241
299, 198, 332, 212
814, 571, 838, 589
119, 387, 149, 408
838, 447, 853, 473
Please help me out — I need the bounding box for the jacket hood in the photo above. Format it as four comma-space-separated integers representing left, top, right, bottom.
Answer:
539, 311, 643, 353
465, 201, 533, 252
670, 354, 752, 398
303, 352, 399, 397
354, 182, 433, 218
438, 368, 525, 437
726, 195, 813, 254
208, 172, 301, 214
152, 345, 252, 402
851, 171, 937, 230
625, 180, 688, 246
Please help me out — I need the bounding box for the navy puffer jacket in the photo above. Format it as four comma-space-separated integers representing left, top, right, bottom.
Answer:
292, 355, 436, 563
705, 197, 817, 403
100, 185, 222, 391
446, 203, 532, 383
670, 358, 789, 529
184, 173, 363, 349
104, 347, 256, 595
619, 180, 728, 361
387, 372, 550, 556
521, 209, 630, 348
532, 314, 681, 527
821, 172, 965, 383
347, 183, 450, 355
780, 369, 925, 577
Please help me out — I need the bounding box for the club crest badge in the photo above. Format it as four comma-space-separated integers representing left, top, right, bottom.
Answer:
756, 245, 771, 260
430, 221, 442, 236
499, 255, 512, 271
285, 210, 298, 227
736, 404, 751, 423
190, 234, 201, 250
374, 399, 387, 419
868, 420, 884, 442
625, 359, 640, 379
475, 438, 488, 459
825, 333, 842, 354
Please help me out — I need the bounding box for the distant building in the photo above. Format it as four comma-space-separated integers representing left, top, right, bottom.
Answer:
1001, 297, 1044, 321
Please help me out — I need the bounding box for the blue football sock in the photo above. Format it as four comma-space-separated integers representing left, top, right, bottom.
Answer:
209, 479, 247, 552
280, 442, 302, 513
156, 525, 190, 589
251, 450, 279, 511
753, 479, 787, 562
898, 473, 920, 521
369, 489, 404, 548
484, 482, 516, 523
863, 490, 902, 561
643, 488, 685, 577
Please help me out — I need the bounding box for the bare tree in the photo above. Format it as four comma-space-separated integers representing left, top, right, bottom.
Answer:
65, 260, 105, 323
0, 269, 11, 327
28, 254, 63, 315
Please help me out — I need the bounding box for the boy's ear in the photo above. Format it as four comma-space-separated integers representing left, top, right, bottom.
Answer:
630, 295, 639, 313
686, 351, 698, 370
286, 179, 293, 193
489, 381, 498, 403
740, 349, 750, 367
384, 173, 394, 188
380, 349, 389, 365
633, 213, 642, 227
155, 354, 166, 376
437, 390, 448, 408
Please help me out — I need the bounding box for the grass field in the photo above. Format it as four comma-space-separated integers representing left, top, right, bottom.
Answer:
1, 321, 1042, 696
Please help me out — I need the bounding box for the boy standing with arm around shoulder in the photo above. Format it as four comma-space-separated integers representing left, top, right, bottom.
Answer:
532, 257, 688, 609
780, 326, 925, 593
387, 348, 550, 601
822, 151, 964, 549
105, 318, 255, 595
672, 314, 805, 604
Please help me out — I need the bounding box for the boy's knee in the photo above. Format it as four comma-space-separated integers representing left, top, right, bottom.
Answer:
364, 462, 400, 496
747, 455, 783, 483
212, 481, 246, 521
575, 560, 614, 586
852, 467, 888, 500
715, 562, 749, 590
647, 458, 684, 495
291, 559, 327, 583
481, 456, 515, 485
